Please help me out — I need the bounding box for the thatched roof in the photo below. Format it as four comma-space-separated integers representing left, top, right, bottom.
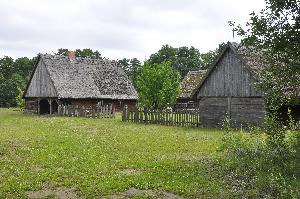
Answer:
34, 54, 137, 99
179, 70, 207, 99
231, 42, 266, 76
233, 42, 300, 97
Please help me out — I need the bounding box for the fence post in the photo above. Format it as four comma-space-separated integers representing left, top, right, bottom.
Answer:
58, 105, 61, 116
134, 109, 139, 123
112, 105, 115, 118
122, 105, 128, 121
144, 108, 148, 124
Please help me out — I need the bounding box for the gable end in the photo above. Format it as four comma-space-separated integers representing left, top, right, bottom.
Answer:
24, 58, 58, 98
196, 45, 262, 98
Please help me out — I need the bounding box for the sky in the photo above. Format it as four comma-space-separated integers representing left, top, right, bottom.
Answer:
0, 0, 266, 61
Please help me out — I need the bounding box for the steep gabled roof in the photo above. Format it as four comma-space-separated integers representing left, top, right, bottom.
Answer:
24, 54, 138, 100
179, 70, 207, 99
190, 42, 265, 98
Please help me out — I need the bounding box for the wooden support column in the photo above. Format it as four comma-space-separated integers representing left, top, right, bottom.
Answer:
37, 98, 40, 114
48, 99, 53, 115
57, 100, 61, 115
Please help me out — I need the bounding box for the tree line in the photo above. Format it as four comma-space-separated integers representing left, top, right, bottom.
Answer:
0, 44, 224, 108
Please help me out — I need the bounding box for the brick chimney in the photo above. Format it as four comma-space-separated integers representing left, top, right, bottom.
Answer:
67, 51, 76, 59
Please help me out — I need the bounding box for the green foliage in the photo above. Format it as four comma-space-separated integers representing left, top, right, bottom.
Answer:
0, 56, 33, 107
230, 0, 300, 109
56, 48, 102, 59
16, 87, 25, 108
219, 112, 300, 198
221, 113, 232, 133
13, 57, 35, 80
286, 107, 297, 131
200, 43, 226, 69
147, 44, 226, 78
0, 56, 14, 77
75, 49, 102, 59
147, 45, 203, 78
0, 78, 19, 107
263, 113, 286, 149
137, 61, 180, 109
118, 58, 142, 86
56, 48, 68, 56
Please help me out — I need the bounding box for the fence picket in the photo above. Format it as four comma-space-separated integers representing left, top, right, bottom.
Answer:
122, 108, 201, 127
57, 104, 115, 118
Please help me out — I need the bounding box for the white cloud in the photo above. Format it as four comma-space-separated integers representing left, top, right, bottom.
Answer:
0, 0, 266, 60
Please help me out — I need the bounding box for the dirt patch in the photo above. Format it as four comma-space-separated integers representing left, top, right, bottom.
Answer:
117, 168, 144, 175
103, 188, 185, 199
30, 165, 44, 172
26, 187, 79, 199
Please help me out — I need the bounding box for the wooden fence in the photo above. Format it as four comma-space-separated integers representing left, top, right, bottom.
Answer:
58, 104, 115, 118
174, 102, 199, 111
122, 106, 201, 127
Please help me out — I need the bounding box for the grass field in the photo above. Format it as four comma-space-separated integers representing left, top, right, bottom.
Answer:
0, 109, 242, 198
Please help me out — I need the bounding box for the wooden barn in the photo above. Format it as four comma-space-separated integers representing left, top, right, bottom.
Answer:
189, 42, 268, 127
23, 52, 138, 114
188, 42, 300, 127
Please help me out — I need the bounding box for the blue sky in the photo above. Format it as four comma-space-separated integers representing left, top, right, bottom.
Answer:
0, 0, 266, 61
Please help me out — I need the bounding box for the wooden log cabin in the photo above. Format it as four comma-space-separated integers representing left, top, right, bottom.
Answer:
181, 42, 299, 127
23, 52, 138, 114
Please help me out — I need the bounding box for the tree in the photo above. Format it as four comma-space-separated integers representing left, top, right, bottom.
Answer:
13, 57, 35, 82
136, 61, 180, 109
0, 56, 18, 107
147, 45, 203, 78
200, 43, 226, 69
75, 49, 102, 59
118, 58, 130, 74
118, 58, 142, 87
0, 75, 19, 107
0, 56, 35, 107
230, 0, 300, 109
0, 56, 14, 78
56, 48, 68, 56
56, 48, 102, 59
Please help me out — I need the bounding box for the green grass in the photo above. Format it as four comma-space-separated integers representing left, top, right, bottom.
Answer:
0, 108, 230, 198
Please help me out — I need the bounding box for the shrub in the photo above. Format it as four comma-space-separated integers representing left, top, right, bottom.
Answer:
218, 112, 300, 197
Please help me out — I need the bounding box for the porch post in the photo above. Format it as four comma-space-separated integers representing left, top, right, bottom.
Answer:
37, 98, 40, 114
49, 99, 53, 115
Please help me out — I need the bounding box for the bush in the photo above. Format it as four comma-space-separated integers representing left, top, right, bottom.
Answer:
218, 112, 300, 197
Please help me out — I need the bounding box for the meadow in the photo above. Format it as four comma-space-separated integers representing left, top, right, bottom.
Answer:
0, 109, 299, 198
0, 108, 229, 198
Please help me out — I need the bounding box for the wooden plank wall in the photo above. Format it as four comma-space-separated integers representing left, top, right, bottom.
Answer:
25, 61, 57, 98
197, 48, 262, 98
198, 97, 266, 127
198, 97, 228, 127
230, 97, 266, 125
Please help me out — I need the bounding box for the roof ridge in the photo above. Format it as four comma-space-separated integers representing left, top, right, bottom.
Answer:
40, 53, 118, 63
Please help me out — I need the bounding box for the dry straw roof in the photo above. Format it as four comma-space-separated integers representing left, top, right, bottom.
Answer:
40, 54, 138, 99
179, 70, 207, 99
